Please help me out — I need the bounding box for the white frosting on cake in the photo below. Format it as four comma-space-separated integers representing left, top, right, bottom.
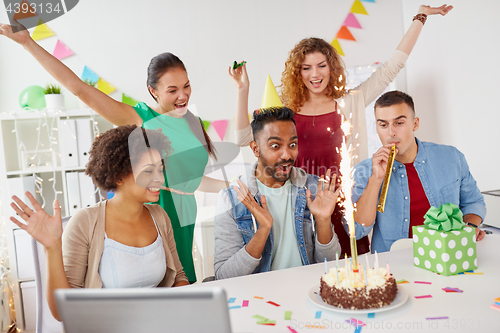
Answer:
322, 266, 389, 290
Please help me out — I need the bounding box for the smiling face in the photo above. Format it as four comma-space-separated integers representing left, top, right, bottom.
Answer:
149, 67, 191, 116
300, 52, 331, 96
251, 120, 298, 187
122, 149, 165, 202
375, 102, 420, 163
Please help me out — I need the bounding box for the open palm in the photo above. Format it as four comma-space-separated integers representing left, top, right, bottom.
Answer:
10, 192, 63, 249
307, 170, 340, 220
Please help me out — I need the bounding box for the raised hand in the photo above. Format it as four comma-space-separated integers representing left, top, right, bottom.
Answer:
307, 169, 341, 221
234, 180, 272, 231
419, 4, 453, 16
10, 192, 63, 250
0, 21, 31, 45
228, 62, 249, 92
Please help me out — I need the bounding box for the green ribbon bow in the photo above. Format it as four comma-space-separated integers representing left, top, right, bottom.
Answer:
423, 203, 465, 232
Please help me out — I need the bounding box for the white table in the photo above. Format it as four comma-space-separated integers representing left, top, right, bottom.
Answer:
193, 234, 500, 333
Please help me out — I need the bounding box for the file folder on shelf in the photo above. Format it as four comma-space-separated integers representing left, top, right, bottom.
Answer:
76, 119, 93, 168
66, 172, 82, 216
79, 171, 97, 208
59, 119, 79, 167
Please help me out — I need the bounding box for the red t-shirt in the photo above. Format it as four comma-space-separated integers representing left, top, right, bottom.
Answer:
404, 163, 430, 238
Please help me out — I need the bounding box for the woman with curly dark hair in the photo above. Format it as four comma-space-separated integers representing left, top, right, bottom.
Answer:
10, 125, 189, 322
230, 4, 452, 256
0, 24, 228, 283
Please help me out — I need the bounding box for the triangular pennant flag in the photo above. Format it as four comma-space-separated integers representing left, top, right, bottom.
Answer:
13, 0, 38, 20
52, 40, 74, 60
31, 19, 55, 41
350, 1, 369, 15
81, 66, 99, 84
337, 26, 356, 41
211, 119, 229, 141
331, 38, 345, 56
360, 0, 375, 2
344, 13, 362, 29
202, 120, 211, 131
122, 93, 139, 107
97, 78, 116, 95
260, 75, 282, 109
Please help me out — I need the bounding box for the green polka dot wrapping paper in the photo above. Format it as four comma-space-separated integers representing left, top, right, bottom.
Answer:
412, 226, 477, 276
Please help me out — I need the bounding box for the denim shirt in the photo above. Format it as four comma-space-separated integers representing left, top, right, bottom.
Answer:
351, 138, 486, 253
214, 162, 340, 279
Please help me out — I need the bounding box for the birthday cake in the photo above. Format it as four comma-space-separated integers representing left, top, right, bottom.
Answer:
319, 266, 397, 310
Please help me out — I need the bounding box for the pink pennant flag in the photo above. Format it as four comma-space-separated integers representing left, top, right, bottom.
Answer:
344, 13, 362, 29
211, 119, 229, 140
53, 40, 74, 60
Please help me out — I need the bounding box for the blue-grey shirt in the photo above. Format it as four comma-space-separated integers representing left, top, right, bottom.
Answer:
351, 138, 486, 253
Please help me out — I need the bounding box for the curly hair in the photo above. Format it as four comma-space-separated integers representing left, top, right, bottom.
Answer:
279, 37, 347, 113
85, 125, 172, 191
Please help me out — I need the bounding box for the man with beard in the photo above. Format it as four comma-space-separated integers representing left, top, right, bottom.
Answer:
214, 107, 341, 279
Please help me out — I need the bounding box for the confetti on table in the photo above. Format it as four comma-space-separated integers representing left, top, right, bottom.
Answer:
346, 318, 366, 327
426, 316, 449, 320
458, 270, 474, 275
227, 298, 236, 303
242, 300, 249, 307
267, 301, 280, 307
491, 304, 500, 312
254, 296, 264, 299
315, 311, 322, 319
284, 311, 292, 320
442, 287, 463, 293
287, 326, 298, 333
252, 315, 267, 321
228, 306, 241, 310
396, 279, 409, 284
257, 321, 276, 326
367, 313, 375, 318
414, 281, 432, 284
464, 272, 483, 275
415, 295, 432, 299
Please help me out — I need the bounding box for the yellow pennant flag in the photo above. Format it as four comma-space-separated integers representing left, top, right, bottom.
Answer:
97, 78, 116, 95
350, 0, 369, 15
331, 38, 345, 56
32, 19, 55, 41
260, 75, 283, 109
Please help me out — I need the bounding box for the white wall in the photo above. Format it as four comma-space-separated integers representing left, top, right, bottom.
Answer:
402, 0, 500, 192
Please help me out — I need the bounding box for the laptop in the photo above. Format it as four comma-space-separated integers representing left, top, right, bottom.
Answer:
54, 286, 232, 333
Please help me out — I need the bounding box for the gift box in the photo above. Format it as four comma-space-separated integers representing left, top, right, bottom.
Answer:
412, 203, 477, 276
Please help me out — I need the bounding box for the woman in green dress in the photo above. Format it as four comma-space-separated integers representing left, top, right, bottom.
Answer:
0, 24, 227, 283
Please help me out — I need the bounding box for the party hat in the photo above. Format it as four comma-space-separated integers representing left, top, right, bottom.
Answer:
260, 75, 282, 109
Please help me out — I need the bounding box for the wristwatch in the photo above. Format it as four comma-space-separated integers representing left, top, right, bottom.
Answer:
465, 222, 479, 228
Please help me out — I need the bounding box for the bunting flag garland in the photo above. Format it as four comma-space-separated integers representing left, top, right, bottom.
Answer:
31, 19, 55, 41
344, 13, 362, 29
337, 26, 356, 41
211, 119, 229, 141
202, 120, 211, 131
122, 93, 139, 107
350, 1, 369, 15
52, 40, 74, 60
332, 0, 375, 57
331, 38, 345, 56
81, 66, 99, 84
97, 78, 116, 95
13, 0, 38, 20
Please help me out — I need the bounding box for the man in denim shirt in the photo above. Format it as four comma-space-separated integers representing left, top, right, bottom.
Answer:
352, 91, 486, 253
214, 107, 341, 279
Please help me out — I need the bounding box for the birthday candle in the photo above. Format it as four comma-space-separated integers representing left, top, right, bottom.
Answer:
365, 254, 370, 270
336, 252, 339, 270
345, 254, 348, 272
375, 251, 379, 272
324, 258, 328, 274
364, 267, 368, 286
336, 267, 340, 284
386, 263, 390, 278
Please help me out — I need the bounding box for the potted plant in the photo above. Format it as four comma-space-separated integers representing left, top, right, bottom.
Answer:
43, 83, 64, 110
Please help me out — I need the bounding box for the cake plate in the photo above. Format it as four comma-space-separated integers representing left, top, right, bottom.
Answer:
308, 285, 409, 314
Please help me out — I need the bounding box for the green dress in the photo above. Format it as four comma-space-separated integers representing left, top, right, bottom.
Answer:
134, 102, 208, 283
